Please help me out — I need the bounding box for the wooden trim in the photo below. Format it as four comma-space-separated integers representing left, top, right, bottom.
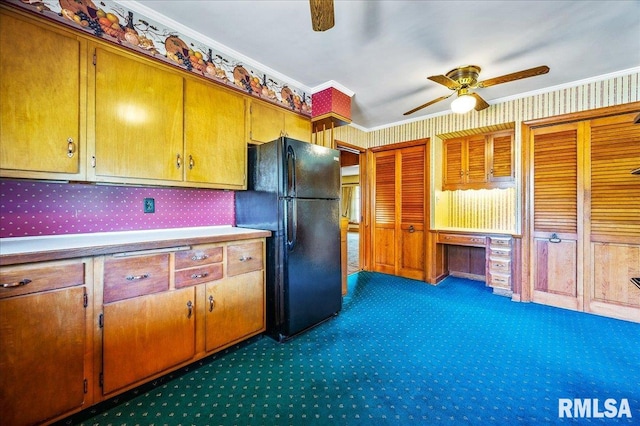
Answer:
524, 102, 640, 128
369, 138, 428, 152
336, 140, 366, 153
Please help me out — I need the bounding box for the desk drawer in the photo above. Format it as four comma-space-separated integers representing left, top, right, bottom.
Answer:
0, 259, 85, 299
489, 259, 511, 274
227, 242, 263, 276
438, 233, 486, 247
489, 273, 511, 289
103, 254, 169, 303
175, 264, 223, 288
175, 246, 223, 270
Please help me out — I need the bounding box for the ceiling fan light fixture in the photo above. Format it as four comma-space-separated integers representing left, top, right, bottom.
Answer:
310, 0, 335, 31
451, 94, 476, 114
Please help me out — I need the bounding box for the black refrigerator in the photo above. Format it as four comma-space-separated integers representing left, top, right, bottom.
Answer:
236, 137, 342, 342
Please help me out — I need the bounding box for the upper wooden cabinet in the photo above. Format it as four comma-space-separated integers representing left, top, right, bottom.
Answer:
91, 45, 184, 183
184, 78, 247, 189
249, 99, 311, 143
0, 10, 87, 180
443, 130, 514, 190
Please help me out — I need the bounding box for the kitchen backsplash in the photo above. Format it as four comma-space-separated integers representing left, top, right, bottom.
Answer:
0, 179, 234, 238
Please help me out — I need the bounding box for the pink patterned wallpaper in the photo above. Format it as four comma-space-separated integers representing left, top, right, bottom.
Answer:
0, 179, 234, 238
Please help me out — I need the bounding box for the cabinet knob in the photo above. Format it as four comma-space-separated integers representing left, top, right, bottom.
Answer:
125, 273, 149, 281
67, 138, 76, 158
1, 278, 32, 288
408, 225, 415, 233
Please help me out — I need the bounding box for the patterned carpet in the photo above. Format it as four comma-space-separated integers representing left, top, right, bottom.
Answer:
65, 272, 640, 425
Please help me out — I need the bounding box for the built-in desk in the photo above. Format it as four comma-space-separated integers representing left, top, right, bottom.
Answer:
436, 231, 516, 297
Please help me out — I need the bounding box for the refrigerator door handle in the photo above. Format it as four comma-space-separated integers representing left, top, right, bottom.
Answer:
286, 197, 297, 251
286, 144, 297, 197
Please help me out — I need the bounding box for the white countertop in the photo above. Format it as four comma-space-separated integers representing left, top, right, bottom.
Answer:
0, 226, 267, 257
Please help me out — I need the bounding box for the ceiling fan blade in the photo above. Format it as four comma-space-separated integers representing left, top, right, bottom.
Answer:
477, 65, 550, 88
310, 0, 335, 31
471, 92, 490, 111
428, 74, 461, 90
403, 94, 453, 116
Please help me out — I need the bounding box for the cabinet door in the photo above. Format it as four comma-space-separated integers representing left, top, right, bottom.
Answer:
185, 79, 246, 188
284, 111, 312, 143
489, 132, 514, 184
93, 46, 183, 182
531, 123, 582, 311
443, 138, 464, 188
0, 287, 86, 426
205, 270, 265, 352
102, 287, 195, 394
465, 135, 488, 184
0, 12, 84, 178
249, 100, 285, 143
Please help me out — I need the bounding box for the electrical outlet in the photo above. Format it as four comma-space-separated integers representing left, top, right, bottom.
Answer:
144, 198, 155, 213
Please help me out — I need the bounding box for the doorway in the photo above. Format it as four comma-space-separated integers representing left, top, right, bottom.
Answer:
337, 141, 366, 275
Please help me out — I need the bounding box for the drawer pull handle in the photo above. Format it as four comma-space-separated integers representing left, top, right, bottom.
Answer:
209, 295, 215, 312
2, 278, 32, 288
67, 138, 76, 158
239, 256, 253, 262
408, 225, 415, 233
549, 233, 562, 243
191, 272, 209, 279
126, 273, 149, 281
191, 254, 209, 261
186, 300, 193, 318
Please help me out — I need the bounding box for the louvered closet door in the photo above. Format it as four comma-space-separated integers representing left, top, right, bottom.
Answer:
587, 112, 640, 318
373, 151, 397, 274
531, 123, 583, 311
399, 145, 426, 280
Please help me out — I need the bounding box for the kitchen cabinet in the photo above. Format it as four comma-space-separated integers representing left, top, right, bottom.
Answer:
372, 143, 427, 280
184, 77, 247, 189
205, 241, 264, 352
91, 44, 184, 183
249, 99, 311, 143
0, 9, 87, 180
0, 259, 90, 426
443, 130, 514, 190
102, 287, 196, 394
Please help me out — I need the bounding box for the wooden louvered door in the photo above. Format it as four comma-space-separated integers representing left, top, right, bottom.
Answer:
586, 112, 640, 320
530, 122, 584, 311
399, 145, 426, 279
372, 143, 426, 280
373, 151, 397, 274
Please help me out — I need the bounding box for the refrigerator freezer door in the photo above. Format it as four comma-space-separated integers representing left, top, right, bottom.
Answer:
284, 138, 341, 200
284, 198, 342, 337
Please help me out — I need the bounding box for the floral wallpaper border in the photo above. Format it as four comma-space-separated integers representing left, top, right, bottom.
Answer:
7, 0, 311, 114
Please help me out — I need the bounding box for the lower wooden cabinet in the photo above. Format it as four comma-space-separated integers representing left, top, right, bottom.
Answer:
0, 259, 90, 426
102, 287, 196, 395
205, 270, 265, 352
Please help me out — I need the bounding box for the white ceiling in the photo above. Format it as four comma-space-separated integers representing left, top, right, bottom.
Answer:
122, 0, 640, 130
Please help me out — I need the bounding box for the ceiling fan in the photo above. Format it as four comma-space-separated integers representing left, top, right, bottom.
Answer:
404, 65, 550, 115
310, 0, 335, 31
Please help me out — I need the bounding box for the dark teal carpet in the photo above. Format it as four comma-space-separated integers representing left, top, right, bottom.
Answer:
71, 272, 639, 425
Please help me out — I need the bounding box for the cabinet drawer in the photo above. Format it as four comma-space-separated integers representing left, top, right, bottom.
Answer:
489, 273, 511, 289
489, 248, 511, 257
0, 259, 85, 299
227, 242, 263, 276
489, 237, 512, 247
438, 233, 486, 247
103, 254, 169, 303
175, 246, 223, 270
489, 259, 511, 274
175, 264, 223, 288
